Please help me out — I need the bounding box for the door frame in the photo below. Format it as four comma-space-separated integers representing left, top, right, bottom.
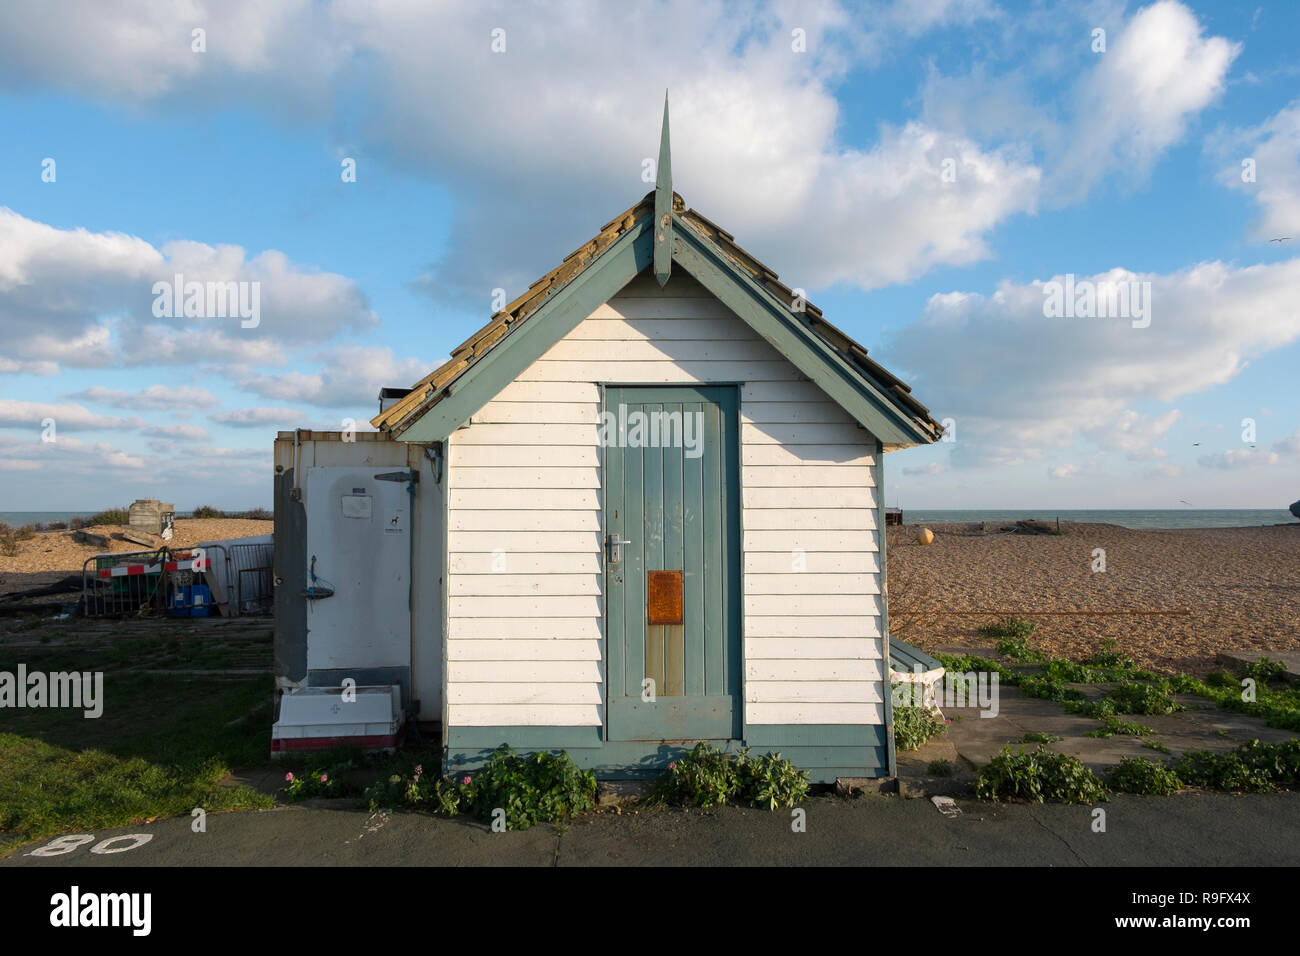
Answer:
600, 383, 743, 743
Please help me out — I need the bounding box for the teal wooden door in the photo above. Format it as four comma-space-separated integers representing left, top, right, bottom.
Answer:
604, 385, 742, 741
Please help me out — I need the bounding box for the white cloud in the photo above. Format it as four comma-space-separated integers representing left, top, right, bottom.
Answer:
140, 423, 210, 441
1273, 427, 1300, 456
1048, 464, 1081, 479
886, 258, 1300, 468
1213, 99, 1300, 242
1052, 0, 1239, 199
210, 408, 304, 428
1143, 462, 1184, 480
901, 461, 946, 476
921, 1, 1239, 204
1197, 449, 1280, 470
0, 3, 1042, 295
220, 345, 430, 409
0, 399, 136, 431
64, 384, 221, 410
0, 207, 375, 372
1083, 409, 1181, 460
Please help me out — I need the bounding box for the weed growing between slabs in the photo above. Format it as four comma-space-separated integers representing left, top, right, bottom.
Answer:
931, 647, 1300, 804
935, 649, 1300, 736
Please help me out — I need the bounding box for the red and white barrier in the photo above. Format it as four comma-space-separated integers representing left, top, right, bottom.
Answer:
97, 549, 208, 579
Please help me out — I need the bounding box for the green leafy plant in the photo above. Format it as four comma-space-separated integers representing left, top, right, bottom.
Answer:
893, 704, 948, 751
652, 744, 810, 810
1084, 639, 1135, 671
1108, 681, 1181, 715
1244, 657, 1287, 684
978, 616, 1042, 661
1174, 739, 1300, 793
1018, 732, 1063, 744
458, 745, 597, 830
1143, 740, 1171, 755
1019, 676, 1086, 703
191, 505, 224, 519
653, 742, 740, 807
1073, 681, 1180, 718
735, 750, 811, 809
927, 759, 954, 776
1084, 716, 1155, 738
975, 745, 1108, 804
1109, 757, 1182, 796
280, 766, 345, 801
978, 615, 1037, 642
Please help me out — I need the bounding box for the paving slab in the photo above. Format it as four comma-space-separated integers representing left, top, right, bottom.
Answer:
1216, 649, 1300, 684
928, 685, 1297, 780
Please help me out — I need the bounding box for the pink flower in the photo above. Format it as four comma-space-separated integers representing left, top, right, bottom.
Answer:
320, 774, 328, 783
668, 762, 676, 770
285, 772, 294, 782
462, 776, 472, 785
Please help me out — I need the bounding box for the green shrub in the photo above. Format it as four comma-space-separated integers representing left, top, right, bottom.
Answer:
1083, 639, 1135, 671
1174, 739, 1300, 793
458, 745, 597, 829
652, 743, 810, 810
1018, 732, 1063, 744
978, 615, 1037, 642
1244, 657, 1287, 683
1019, 676, 1085, 703
736, 751, 810, 809
975, 745, 1108, 804
927, 759, 954, 776
191, 505, 224, 519
71, 508, 129, 529
980, 616, 1040, 659
1110, 757, 1182, 795
935, 653, 1020, 685
996, 634, 1045, 662
653, 742, 739, 807
1074, 681, 1180, 718
1109, 681, 1181, 715
1084, 716, 1155, 738
893, 704, 948, 751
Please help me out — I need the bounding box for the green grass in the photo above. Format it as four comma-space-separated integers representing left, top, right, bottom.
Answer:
0, 638, 276, 856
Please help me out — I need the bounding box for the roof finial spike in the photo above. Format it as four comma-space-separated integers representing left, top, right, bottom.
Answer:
654, 90, 673, 286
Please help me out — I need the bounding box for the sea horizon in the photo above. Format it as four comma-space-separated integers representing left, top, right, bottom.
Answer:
897, 508, 1296, 530
3, 507, 1296, 532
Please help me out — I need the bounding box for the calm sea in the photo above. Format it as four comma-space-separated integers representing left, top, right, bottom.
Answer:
0, 511, 98, 527
900, 509, 1296, 530
2, 509, 1296, 531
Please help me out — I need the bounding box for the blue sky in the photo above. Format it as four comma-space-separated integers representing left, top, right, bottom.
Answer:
0, 0, 1297, 510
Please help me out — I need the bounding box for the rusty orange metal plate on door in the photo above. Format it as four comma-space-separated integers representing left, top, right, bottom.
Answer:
647, 570, 683, 625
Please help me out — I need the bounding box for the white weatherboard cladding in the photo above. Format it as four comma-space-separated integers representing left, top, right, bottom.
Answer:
447, 271, 882, 728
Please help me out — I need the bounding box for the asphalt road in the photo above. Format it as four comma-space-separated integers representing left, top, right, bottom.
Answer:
6, 790, 1299, 866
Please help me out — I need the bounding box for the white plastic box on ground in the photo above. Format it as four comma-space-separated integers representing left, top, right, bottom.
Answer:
271, 684, 404, 756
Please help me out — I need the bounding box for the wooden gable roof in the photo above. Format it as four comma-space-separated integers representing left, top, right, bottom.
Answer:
372, 190, 943, 448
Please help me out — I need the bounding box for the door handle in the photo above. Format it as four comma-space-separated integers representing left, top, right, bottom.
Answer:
606, 533, 633, 564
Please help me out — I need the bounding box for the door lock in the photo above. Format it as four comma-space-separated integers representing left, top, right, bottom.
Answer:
606, 533, 632, 564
